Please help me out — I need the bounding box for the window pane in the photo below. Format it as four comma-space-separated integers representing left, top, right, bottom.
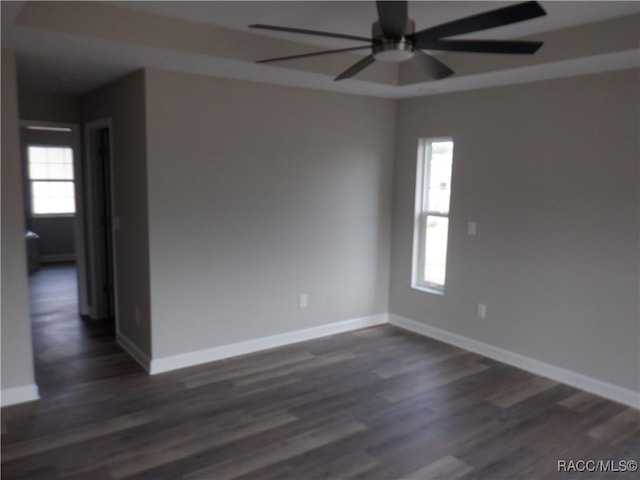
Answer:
29, 146, 75, 215
29, 162, 48, 179
428, 141, 453, 214
28, 146, 73, 180
423, 215, 449, 286
27, 146, 48, 164
32, 181, 50, 198
47, 163, 68, 179
48, 181, 72, 197
47, 196, 75, 214
47, 147, 65, 163
31, 180, 75, 214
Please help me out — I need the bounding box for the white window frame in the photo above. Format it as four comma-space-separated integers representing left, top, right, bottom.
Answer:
411, 137, 454, 294
27, 144, 76, 217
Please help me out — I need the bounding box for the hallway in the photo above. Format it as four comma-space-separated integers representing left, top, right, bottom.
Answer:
28, 263, 142, 398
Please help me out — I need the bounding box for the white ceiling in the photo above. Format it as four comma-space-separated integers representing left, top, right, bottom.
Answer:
112, 1, 639, 42
2, 1, 639, 98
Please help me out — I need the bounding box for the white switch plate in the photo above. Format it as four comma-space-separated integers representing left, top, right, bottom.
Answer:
299, 294, 308, 309
476, 303, 487, 319
467, 221, 477, 236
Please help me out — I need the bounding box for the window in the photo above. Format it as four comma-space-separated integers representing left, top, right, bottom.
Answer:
412, 138, 454, 293
28, 146, 75, 215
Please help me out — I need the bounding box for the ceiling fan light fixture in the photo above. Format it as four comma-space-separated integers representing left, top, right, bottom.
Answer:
371, 18, 415, 62
372, 41, 415, 62
374, 49, 414, 62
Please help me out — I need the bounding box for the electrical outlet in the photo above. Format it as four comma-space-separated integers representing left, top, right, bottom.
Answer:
299, 294, 308, 309
476, 303, 487, 319
467, 221, 477, 236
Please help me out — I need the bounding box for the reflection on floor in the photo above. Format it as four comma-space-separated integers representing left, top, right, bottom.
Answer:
28, 263, 142, 398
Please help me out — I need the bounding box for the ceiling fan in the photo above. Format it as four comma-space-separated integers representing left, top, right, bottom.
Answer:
250, 1, 547, 81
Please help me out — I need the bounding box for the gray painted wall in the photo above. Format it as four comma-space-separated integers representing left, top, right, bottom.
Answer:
2, 52, 636, 398
18, 87, 81, 123
1, 49, 36, 390
144, 69, 395, 358
81, 71, 152, 356
28, 217, 75, 260
389, 69, 640, 392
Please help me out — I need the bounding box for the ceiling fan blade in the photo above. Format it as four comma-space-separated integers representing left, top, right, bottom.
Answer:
417, 39, 543, 54
414, 50, 454, 80
249, 24, 371, 43
334, 54, 376, 81
410, 1, 546, 42
376, 1, 408, 39
257, 46, 373, 64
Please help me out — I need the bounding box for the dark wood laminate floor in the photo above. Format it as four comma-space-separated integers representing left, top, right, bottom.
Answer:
2, 264, 639, 479
25, 263, 142, 397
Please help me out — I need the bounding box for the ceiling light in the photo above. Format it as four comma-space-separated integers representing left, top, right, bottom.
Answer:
26, 126, 72, 132
373, 48, 414, 62
372, 39, 415, 63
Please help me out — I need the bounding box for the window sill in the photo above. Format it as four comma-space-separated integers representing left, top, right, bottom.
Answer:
411, 284, 445, 296
31, 214, 76, 219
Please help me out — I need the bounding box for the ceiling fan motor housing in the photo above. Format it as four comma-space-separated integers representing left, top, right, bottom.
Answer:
372, 19, 416, 62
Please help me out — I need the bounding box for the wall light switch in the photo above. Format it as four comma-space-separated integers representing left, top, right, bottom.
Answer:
467, 221, 477, 236
476, 303, 487, 319
299, 294, 308, 309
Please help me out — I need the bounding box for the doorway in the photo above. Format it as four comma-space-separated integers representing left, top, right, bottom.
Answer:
20, 120, 121, 393
22, 120, 118, 322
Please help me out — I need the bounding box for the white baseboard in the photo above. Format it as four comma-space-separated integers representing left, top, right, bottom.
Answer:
120, 310, 639, 409
117, 332, 151, 373
389, 313, 640, 409
150, 313, 388, 375
40, 254, 76, 263
1, 384, 39, 407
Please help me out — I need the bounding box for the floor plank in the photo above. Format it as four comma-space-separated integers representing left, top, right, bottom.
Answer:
486, 376, 558, 408
402, 454, 473, 480
589, 408, 640, 445
183, 420, 366, 480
